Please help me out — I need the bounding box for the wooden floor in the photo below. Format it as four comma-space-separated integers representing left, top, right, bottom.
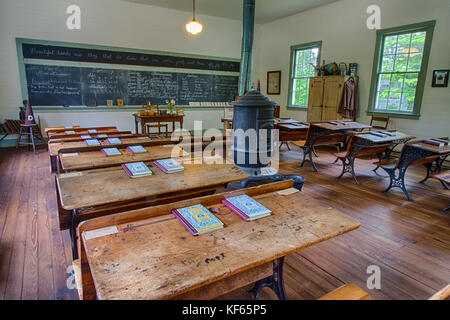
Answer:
0, 145, 448, 300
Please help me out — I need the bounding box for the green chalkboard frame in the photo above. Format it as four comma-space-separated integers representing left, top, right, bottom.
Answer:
16, 38, 240, 108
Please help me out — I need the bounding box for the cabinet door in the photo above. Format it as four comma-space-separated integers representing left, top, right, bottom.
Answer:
307, 77, 324, 122
322, 77, 344, 121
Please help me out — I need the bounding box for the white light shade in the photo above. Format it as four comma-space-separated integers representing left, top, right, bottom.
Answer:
186, 19, 203, 35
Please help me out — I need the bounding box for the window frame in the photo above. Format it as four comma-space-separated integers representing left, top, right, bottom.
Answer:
288, 41, 322, 110
367, 20, 436, 120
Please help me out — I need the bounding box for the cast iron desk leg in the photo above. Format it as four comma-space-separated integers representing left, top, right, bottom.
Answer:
249, 257, 286, 300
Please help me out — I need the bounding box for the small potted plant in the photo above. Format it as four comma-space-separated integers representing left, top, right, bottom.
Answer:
166, 99, 177, 115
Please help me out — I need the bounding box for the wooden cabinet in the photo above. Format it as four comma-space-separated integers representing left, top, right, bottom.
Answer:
307, 76, 356, 122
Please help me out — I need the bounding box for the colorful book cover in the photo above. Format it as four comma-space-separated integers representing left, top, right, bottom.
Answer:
97, 134, 108, 138
154, 158, 184, 173
88, 129, 98, 134
101, 148, 122, 157
80, 135, 91, 139
127, 145, 148, 154
65, 130, 76, 135
222, 195, 271, 221
174, 205, 223, 235
85, 139, 100, 146
121, 162, 152, 178
106, 137, 122, 144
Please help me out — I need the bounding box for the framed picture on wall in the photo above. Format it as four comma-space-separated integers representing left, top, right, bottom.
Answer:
267, 71, 281, 95
432, 70, 449, 87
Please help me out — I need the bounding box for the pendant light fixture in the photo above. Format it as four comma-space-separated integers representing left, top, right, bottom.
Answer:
186, 0, 203, 35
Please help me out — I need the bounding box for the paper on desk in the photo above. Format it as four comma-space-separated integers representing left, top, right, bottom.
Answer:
83, 226, 119, 241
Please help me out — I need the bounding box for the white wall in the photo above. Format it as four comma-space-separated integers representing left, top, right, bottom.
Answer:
254, 0, 450, 138
0, 0, 243, 141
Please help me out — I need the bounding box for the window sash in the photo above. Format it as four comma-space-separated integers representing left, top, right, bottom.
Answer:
288, 42, 321, 108
368, 21, 435, 119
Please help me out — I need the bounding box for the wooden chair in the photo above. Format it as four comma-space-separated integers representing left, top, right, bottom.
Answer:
431, 171, 449, 212
16, 122, 45, 152
375, 144, 441, 201
333, 135, 390, 185
319, 283, 450, 300
145, 123, 169, 138
370, 115, 390, 130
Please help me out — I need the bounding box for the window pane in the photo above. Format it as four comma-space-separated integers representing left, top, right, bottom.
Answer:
395, 33, 411, 55
403, 73, 418, 93
375, 91, 389, 110
381, 55, 395, 72
383, 35, 397, 54
390, 74, 404, 92
394, 54, 408, 72
378, 74, 391, 92
407, 53, 423, 72
411, 32, 426, 52
400, 92, 415, 111
387, 93, 401, 111
292, 78, 309, 106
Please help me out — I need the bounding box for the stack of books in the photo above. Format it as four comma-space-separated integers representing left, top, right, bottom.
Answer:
153, 158, 184, 173
423, 138, 449, 147
85, 139, 100, 146
80, 135, 91, 139
222, 195, 272, 222
121, 162, 153, 178
101, 147, 122, 157
172, 204, 224, 236
106, 137, 122, 144
127, 145, 148, 154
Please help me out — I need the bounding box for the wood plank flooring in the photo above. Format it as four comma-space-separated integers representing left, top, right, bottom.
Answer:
0, 146, 448, 300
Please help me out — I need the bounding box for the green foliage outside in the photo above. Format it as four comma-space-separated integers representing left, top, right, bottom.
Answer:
376, 32, 425, 112
291, 48, 319, 107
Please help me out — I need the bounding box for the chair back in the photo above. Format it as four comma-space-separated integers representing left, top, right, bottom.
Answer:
274, 105, 280, 118
224, 107, 233, 118
370, 115, 390, 130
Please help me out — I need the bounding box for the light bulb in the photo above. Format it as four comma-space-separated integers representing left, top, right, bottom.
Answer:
186, 19, 203, 35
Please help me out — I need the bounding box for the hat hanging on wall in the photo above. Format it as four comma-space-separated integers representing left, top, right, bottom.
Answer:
24, 100, 36, 125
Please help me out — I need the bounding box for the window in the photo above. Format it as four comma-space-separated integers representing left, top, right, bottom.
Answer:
288, 41, 322, 108
368, 21, 435, 119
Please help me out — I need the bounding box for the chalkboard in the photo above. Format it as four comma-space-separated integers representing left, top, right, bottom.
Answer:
22, 43, 240, 72
25, 64, 239, 106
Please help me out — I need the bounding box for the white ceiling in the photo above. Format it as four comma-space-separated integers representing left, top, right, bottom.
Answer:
124, 0, 341, 24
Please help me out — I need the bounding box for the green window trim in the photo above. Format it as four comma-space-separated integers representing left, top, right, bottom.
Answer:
367, 20, 436, 120
288, 41, 322, 110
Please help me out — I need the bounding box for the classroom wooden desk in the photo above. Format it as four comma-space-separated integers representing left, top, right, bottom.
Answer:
335, 131, 415, 184
78, 180, 360, 300
48, 129, 120, 140
48, 131, 132, 143
57, 137, 233, 173
48, 136, 154, 172
133, 114, 183, 135
44, 125, 80, 133
59, 144, 190, 172
56, 160, 248, 258
297, 121, 372, 172
378, 140, 450, 201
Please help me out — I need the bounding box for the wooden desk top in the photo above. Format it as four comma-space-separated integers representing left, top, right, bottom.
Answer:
133, 114, 183, 120
410, 141, 450, 154
48, 136, 154, 157
60, 144, 189, 172
277, 123, 309, 131
356, 131, 416, 143
57, 161, 248, 210
82, 186, 360, 300
49, 131, 132, 143
313, 121, 371, 131
44, 126, 80, 133
47, 127, 117, 136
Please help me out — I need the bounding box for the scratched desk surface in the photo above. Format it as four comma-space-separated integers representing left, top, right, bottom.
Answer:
356, 131, 416, 143
57, 161, 248, 211
83, 189, 360, 300
313, 122, 372, 131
